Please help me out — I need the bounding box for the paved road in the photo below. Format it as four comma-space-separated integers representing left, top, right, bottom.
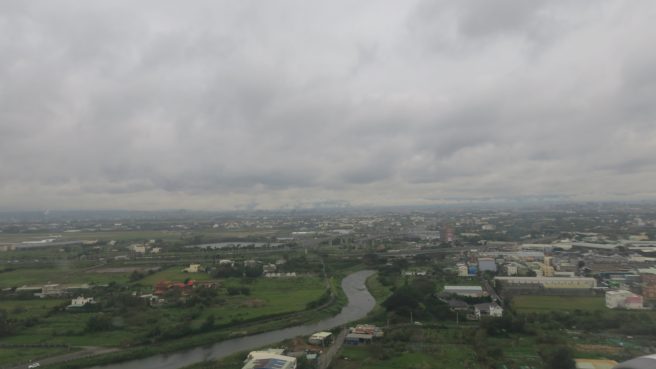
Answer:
482, 279, 503, 304
317, 329, 347, 369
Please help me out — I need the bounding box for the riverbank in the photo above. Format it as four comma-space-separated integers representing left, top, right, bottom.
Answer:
45, 270, 374, 369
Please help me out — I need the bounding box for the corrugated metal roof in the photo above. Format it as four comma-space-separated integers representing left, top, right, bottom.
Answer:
613, 354, 656, 369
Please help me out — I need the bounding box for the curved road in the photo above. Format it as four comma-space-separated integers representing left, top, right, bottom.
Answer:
88, 270, 376, 369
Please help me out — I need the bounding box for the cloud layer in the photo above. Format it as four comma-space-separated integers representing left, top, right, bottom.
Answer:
1, 0, 656, 210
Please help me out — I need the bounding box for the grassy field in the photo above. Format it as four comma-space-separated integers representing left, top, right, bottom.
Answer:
0, 275, 326, 348
511, 296, 605, 312
336, 344, 481, 369
40, 274, 347, 369
366, 273, 392, 304
0, 347, 74, 367
0, 267, 130, 288
0, 299, 66, 319
196, 276, 326, 326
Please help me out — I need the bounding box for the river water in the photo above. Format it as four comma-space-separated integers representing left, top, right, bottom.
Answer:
89, 270, 376, 369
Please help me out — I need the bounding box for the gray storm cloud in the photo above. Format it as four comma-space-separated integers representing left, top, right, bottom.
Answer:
1, 0, 656, 210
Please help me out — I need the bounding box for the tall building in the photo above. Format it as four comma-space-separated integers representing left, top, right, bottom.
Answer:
441, 225, 454, 243
542, 256, 555, 277
641, 274, 656, 300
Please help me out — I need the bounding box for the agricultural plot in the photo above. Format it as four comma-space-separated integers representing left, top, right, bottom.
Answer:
337, 345, 481, 369
0, 273, 326, 349
197, 277, 326, 325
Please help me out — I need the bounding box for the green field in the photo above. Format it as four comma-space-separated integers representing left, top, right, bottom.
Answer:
0, 267, 130, 288
366, 273, 392, 304
197, 276, 326, 326
0, 347, 74, 367
336, 344, 481, 369
511, 296, 605, 312
0, 274, 326, 348
0, 299, 66, 319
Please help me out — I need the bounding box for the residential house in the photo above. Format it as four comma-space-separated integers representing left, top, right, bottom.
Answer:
183, 264, 202, 273
474, 302, 503, 319
67, 296, 95, 309
606, 290, 644, 309
447, 299, 469, 312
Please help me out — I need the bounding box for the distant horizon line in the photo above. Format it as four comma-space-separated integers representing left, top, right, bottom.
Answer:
2, 199, 656, 215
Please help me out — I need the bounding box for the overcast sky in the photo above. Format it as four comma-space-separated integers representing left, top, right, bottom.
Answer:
1, 1, 656, 211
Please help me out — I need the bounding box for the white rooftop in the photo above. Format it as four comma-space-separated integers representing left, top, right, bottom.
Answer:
444, 285, 482, 291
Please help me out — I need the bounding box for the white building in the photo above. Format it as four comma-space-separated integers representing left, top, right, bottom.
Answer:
128, 244, 147, 253
494, 276, 597, 289
242, 351, 297, 369
474, 302, 503, 319
263, 264, 277, 273
403, 270, 428, 276
308, 331, 333, 346
605, 290, 643, 309
457, 263, 469, 277
264, 272, 297, 278
67, 296, 95, 309
183, 264, 201, 273
443, 285, 485, 297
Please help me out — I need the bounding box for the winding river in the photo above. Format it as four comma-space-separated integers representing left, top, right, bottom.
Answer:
89, 270, 376, 369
